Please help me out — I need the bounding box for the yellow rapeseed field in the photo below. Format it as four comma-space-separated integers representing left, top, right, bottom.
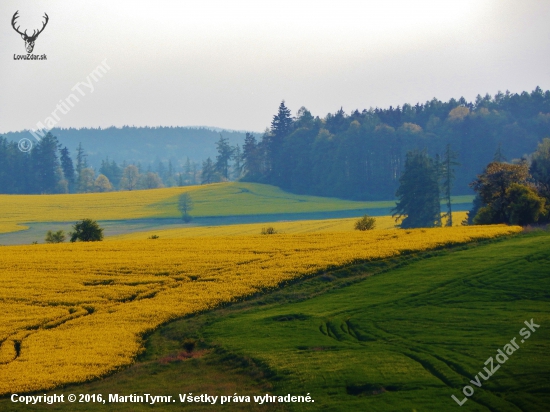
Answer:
0, 186, 197, 234
0, 225, 519, 394
109, 213, 469, 240
0, 182, 393, 234
109, 215, 399, 240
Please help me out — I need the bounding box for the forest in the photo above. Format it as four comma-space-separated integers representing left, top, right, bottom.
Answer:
0, 128, 245, 194
240, 87, 550, 200
1, 87, 549, 198
2, 126, 247, 175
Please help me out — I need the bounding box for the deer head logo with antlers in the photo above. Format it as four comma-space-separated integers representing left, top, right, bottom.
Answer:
11, 11, 49, 54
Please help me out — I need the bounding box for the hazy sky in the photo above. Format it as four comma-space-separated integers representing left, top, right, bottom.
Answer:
1, 0, 549, 133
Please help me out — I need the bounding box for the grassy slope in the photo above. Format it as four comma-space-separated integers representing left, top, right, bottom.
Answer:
0, 182, 473, 234
3, 231, 547, 412
203, 231, 550, 411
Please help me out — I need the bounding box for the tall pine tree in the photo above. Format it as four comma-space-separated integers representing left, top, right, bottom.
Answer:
242, 132, 262, 180
201, 157, 216, 184
32, 133, 61, 194
215, 135, 233, 180
232, 144, 243, 180
392, 150, 441, 228
75, 142, 88, 193
441, 144, 460, 226
267, 101, 293, 185
59, 146, 75, 192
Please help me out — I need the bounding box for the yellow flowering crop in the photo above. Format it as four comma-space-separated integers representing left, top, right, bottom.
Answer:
0, 225, 519, 394
0, 183, 394, 234
0, 186, 197, 234
109, 215, 398, 240
109, 213, 469, 240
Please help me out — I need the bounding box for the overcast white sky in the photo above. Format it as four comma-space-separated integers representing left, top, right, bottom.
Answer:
1, 0, 549, 133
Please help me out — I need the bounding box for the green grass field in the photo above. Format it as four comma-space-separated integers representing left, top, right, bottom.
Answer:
199, 231, 550, 411
4, 229, 548, 411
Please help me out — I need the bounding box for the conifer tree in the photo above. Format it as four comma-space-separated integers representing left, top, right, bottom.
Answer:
232, 144, 243, 179
242, 132, 261, 180
392, 150, 441, 228
191, 162, 198, 185
75, 142, 87, 176
441, 144, 460, 226
215, 135, 233, 180
59, 146, 75, 192
75, 143, 88, 193
201, 157, 215, 184
32, 132, 60, 194
267, 101, 293, 184
184, 157, 192, 184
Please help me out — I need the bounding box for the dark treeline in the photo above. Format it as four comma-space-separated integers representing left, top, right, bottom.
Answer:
241, 87, 550, 199
0, 133, 204, 194
0, 133, 62, 194
0, 127, 248, 194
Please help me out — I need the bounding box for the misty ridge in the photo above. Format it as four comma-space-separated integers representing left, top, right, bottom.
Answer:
3, 126, 252, 168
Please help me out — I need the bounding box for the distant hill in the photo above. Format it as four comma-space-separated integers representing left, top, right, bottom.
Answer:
4, 126, 257, 168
